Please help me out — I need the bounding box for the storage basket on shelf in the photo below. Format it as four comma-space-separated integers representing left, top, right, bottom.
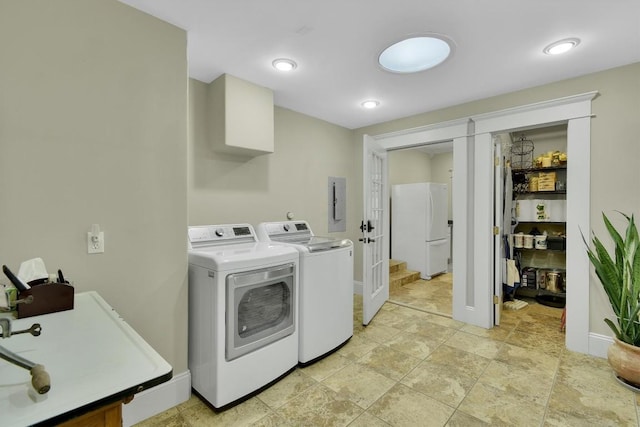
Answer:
509, 134, 534, 170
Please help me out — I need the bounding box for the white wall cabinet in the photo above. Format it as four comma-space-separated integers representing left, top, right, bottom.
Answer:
208, 74, 274, 156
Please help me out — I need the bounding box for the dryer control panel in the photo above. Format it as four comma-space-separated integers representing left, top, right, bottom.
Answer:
188, 224, 257, 248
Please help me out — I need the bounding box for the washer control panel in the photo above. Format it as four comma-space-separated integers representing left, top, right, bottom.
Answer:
262, 221, 311, 237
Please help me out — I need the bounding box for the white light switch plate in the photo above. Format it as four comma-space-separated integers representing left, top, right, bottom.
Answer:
88, 231, 105, 254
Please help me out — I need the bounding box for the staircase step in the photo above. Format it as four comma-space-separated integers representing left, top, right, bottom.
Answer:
389, 259, 406, 274
390, 269, 421, 291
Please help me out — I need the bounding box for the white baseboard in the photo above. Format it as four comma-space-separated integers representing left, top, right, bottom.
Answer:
122, 370, 191, 426
353, 280, 363, 295
588, 332, 613, 359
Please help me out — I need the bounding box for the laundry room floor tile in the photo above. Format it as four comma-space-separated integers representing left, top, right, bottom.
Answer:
399, 343, 490, 409
542, 406, 619, 427
417, 311, 465, 330
369, 308, 416, 330
384, 329, 441, 359
249, 410, 296, 427
274, 383, 363, 426
133, 410, 187, 427
336, 334, 380, 361
347, 411, 392, 427
477, 359, 555, 406
256, 370, 317, 409
357, 345, 422, 381
494, 342, 559, 374
359, 322, 404, 343
180, 396, 271, 427
367, 383, 455, 427
389, 274, 453, 316
300, 352, 352, 381
402, 317, 457, 342
400, 359, 476, 407
457, 381, 546, 426
426, 344, 491, 379
136, 292, 640, 427
548, 350, 638, 425
460, 322, 513, 341
546, 381, 637, 426
445, 330, 503, 359
505, 329, 565, 358
445, 410, 491, 426
322, 362, 396, 409
515, 315, 565, 341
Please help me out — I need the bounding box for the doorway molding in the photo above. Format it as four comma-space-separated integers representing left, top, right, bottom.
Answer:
369, 91, 598, 356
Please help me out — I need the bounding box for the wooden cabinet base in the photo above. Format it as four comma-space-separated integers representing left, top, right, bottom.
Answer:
58, 401, 122, 427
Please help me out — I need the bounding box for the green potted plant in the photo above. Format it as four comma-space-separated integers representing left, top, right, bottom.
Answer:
585, 212, 640, 386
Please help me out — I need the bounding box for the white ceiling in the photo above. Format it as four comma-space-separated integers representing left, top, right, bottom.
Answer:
119, 0, 640, 130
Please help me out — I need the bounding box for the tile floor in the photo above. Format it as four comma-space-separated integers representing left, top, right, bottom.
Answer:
388, 272, 453, 317
135, 278, 640, 426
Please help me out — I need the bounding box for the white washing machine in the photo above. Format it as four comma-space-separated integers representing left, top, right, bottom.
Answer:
187, 224, 299, 409
256, 221, 353, 365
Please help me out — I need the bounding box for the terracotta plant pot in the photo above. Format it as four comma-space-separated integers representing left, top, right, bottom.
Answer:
607, 337, 640, 387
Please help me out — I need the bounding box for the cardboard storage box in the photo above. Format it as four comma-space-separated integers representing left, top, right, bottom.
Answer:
538, 171, 556, 191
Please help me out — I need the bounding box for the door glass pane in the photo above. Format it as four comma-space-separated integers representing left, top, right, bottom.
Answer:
236, 282, 290, 338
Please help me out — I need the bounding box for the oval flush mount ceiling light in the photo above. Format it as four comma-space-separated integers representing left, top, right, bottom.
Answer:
543, 38, 580, 55
272, 58, 297, 71
361, 100, 380, 109
378, 35, 453, 73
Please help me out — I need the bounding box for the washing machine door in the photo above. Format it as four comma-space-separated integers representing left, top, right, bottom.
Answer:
226, 263, 296, 361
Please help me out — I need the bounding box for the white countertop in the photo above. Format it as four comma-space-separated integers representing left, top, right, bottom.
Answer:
0, 291, 172, 427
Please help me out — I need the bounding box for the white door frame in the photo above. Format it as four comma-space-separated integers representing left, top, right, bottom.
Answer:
367, 91, 597, 356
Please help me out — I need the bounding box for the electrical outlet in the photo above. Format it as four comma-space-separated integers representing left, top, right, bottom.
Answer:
88, 231, 105, 254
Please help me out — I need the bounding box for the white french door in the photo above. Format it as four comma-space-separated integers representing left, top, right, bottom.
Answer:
362, 135, 389, 325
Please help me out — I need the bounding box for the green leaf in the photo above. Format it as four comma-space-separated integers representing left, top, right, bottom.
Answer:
587, 213, 640, 346
604, 318, 622, 340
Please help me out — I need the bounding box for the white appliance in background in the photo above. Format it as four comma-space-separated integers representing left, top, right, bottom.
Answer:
392, 182, 449, 279
187, 224, 299, 409
256, 221, 353, 365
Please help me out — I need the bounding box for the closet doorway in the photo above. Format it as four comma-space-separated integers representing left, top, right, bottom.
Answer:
363, 91, 595, 355
496, 125, 568, 324
388, 142, 454, 317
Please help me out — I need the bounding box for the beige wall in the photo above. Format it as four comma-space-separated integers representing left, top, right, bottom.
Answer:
188, 79, 356, 241
0, 1, 188, 372
354, 62, 640, 337
388, 150, 432, 185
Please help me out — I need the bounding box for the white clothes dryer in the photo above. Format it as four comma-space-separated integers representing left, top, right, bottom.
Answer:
187, 224, 299, 409
256, 221, 353, 365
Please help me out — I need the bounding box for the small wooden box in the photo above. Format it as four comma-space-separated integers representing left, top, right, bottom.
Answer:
17, 282, 74, 318
538, 171, 556, 191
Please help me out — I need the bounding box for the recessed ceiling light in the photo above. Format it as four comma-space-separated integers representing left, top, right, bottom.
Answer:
378, 35, 453, 73
272, 58, 297, 72
543, 38, 580, 55
361, 100, 380, 109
